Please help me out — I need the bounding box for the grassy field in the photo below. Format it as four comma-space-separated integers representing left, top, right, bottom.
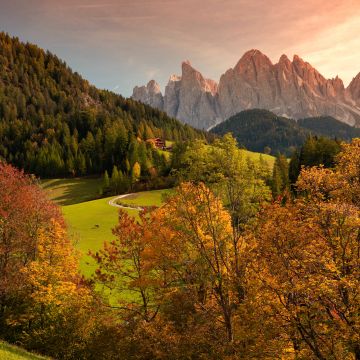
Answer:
116, 189, 173, 207
240, 149, 275, 167
42, 148, 274, 278
0, 341, 48, 360
41, 177, 102, 205
60, 189, 171, 277
39, 177, 171, 278
62, 195, 138, 277
61, 189, 171, 302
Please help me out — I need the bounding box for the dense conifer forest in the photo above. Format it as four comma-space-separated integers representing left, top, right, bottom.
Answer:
211, 109, 360, 155
0, 32, 206, 178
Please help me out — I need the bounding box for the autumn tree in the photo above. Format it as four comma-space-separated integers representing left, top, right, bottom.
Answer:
253, 139, 360, 359
131, 161, 141, 184
92, 182, 279, 358
91, 210, 158, 323
0, 162, 99, 359
178, 134, 271, 232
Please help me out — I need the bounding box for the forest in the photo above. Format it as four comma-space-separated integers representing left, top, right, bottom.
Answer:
211, 109, 360, 155
0, 32, 207, 178
0, 31, 359, 360
0, 134, 359, 359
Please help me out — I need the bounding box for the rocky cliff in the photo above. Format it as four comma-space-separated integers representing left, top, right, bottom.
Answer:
132, 50, 360, 129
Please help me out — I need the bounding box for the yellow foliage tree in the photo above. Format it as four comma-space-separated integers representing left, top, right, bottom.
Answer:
253, 138, 360, 359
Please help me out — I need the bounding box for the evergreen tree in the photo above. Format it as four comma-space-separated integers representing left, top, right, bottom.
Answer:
111, 165, 120, 194
271, 154, 289, 197
0, 32, 207, 178
102, 170, 110, 194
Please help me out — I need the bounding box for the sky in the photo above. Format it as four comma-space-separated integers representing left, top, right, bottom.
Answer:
1, 0, 360, 96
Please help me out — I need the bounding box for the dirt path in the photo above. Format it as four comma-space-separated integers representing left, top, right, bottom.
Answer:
108, 194, 144, 211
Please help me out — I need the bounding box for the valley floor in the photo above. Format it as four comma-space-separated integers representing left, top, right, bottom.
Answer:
42, 179, 171, 278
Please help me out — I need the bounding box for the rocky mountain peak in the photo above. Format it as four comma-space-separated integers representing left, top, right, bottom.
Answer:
348, 72, 360, 105
146, 80, 162, 93
132, 80, 164, 110
279, 54, 290, 63
180, 60, 218, 94
181, 60, 199, 77
169, 74, 181, 82
234, 49, 273, 72
330, 76, 345, 91
132, 50, 360, 129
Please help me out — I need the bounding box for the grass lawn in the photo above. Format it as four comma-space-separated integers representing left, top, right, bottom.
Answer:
41, 177, 102, 206
240, 149, 275, 168
61, 189, 170, 303
0, 341, 49, 360
61, 189, 171, 278
62, 196, 137, 278
116, 189, 173, 207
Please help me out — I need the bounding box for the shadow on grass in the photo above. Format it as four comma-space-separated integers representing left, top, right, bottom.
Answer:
42, 177, 102, 206
0, 341, 47, 359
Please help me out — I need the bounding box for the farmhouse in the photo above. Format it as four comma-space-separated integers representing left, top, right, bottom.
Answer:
146, 138, 172, 151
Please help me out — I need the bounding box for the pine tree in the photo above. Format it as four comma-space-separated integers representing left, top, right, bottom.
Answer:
111, 165, 120, 194
102, 170, 110, 194
271, 154, 289, 197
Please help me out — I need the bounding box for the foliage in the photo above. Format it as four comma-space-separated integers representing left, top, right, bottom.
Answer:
92, 182, 283, 358
252, 139, 360, 359
174, 133, 272, 230
289, 136, 341, 184
211, 109, 360, 156
0, 32, 206, 178
0, 162, 99, 359
271, 153, 289, 197
89, 139, 360, 359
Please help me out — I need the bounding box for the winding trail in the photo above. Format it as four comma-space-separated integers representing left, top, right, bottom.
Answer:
108, 193, 144, 211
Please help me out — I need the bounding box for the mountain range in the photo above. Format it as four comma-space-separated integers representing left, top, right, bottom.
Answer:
132, 50, 360, 130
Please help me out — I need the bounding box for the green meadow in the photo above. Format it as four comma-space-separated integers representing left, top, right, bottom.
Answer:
41, 149, 273, 279
42, 179, 171, 277
240, 149, 275, 167
0, 341, 49, 360
115, 189, 173, 207
41, 177, 102, 205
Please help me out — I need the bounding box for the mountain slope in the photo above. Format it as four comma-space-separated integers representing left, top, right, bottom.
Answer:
298, 116, 360, 140
0, 32, 206, 177
211, 109, 308, 154
132, 50, 360, 129
211, 109, 360, 155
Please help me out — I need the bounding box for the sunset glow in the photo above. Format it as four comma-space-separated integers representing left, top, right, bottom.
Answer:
1, 0, 360, 95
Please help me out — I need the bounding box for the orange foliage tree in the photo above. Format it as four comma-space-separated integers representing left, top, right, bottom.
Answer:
253, 139, 360, 359
0, 162, 98, 359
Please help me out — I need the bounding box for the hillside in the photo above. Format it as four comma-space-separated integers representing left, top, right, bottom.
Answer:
298, 116, 360, 140
0, 32, 206, 178
211, 109, 308, 155
211, 109, 360, 155
0, 341, 49, 360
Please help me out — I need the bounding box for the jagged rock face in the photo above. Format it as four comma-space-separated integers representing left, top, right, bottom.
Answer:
132, 80, 164, 110
173, 61, 220, 129
348, 73, 360, 106
132, 50, 360, 129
